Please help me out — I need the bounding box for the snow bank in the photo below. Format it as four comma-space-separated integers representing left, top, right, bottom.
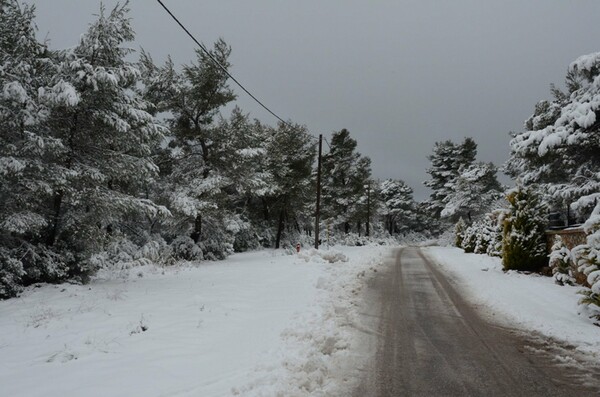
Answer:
0, 245, 388, 397
234, 245, 386, 396
423, 247, 600, 357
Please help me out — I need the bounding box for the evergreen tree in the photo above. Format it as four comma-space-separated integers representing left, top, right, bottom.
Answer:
379, 179, 417, 235
502, 185, 548, 271
322, 128, 372, 234
572, 203, 600, 322
440, 162, 502, 223
1, 2, 167, 296
139, 39, 236, 247
0, 0, 52, 297
454, 218, 467, 247
263, 122, 315, 248
41, 2, 167, 271
507, 52, 600, 217
424, 137, 477, 218
549, 236, 575, 286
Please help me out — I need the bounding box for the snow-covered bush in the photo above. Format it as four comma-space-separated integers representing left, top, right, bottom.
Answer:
572, 204, 600, 321
232, 223, 262, 252
474, 222, 491, 254
486, 209, 507, 258
461, 225, 477, 253
137, 237, 174, 265
18, 244, 72, 283
454, 218, 466, 247
502, 185, 548, 271
170, 236, 203, 261
0, 248, 25, 299
341, 233, 371, 247
549, 236, 575, 286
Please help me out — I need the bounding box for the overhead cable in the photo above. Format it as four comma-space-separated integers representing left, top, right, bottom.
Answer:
155, 0, 291, 127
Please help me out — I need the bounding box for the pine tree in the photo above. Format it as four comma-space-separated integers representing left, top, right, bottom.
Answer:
0, 0, 61, 296
507, 52, 600, 217
139, 39, 236, 248
41, 2, 167, 269
441, 162, 502, 223
380, 179, 417, 235
263, 122, 315, 248
424, 138, 477, 219
322, 129, 372, 234
502, 185, 548, 271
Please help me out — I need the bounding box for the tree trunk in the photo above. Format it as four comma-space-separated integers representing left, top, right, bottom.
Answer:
46, 191, 63, 246
275, 208, 286, 249
262, 198, 270, 221
47, 112, 78, 246
191, 214, 202, 243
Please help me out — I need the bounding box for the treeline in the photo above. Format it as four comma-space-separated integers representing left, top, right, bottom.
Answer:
0, 2, 431, 298
448, 52, 600, 320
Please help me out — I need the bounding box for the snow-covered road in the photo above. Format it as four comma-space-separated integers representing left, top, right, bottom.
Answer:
423, 246, 600, 357
354, 247, 600, 396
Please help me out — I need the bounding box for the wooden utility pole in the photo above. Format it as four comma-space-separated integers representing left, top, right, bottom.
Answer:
366, 182, 371, 237
315, 134, 323, 249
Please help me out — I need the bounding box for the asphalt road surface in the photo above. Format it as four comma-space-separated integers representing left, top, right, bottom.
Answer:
353, 247, 600, 397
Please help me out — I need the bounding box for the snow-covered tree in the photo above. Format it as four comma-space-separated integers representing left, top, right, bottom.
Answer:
572, 203, 600, 322
440, 162, 502, 223
0, 0, 52, 297
379, 179, 417, 235
41, 3, 167, 267
424, 138, 477, 218
322, 129, 372, 234
263, 122, 315, 248
507, 52, 600, 218
502, 184, 548, 271
549, 236, 575, 286
0, 2, 168, 296
0, 1, 84, 295
140, 39, 237, 249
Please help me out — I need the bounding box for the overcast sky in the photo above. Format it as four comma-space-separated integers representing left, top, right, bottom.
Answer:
30, 0, 600, 200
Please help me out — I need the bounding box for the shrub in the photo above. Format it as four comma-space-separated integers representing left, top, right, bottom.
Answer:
502, 185, 548, 271
474, 221, 491, 254
572, 205, 600, 322
549, 236, 575, 286
170, 236, 203, 261
486, 209, 507, 258
454, 218, 466, 247
462, 225, 477, 253
0, 248, 25, 299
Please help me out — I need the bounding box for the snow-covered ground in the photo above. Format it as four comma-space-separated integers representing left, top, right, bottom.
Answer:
0, 245, 388, 397
424, 247, 600, 357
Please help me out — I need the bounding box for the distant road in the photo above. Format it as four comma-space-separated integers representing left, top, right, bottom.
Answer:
353, 247, 599, 397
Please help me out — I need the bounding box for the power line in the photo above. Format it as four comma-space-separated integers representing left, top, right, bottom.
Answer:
155, 0, 290, 127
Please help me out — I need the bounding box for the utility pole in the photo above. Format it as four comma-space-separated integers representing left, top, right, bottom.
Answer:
315, 134, 323, 249
366, 181, 371, 237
